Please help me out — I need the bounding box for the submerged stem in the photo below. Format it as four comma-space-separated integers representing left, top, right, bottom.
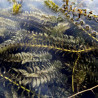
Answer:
72, 53, 80, 92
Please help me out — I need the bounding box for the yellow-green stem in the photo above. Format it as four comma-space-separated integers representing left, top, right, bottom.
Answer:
72, 53, 80, 92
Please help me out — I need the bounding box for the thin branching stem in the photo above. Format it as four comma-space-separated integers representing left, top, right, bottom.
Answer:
68, 85, 98, 98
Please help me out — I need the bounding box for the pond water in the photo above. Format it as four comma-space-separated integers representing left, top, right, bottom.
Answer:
0, 0, 98, 98
0, 0, 98, 14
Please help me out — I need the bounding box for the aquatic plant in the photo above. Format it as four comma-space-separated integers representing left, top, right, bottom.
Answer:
44, 0, 98, 97
0, 0, 98, 98
44, 0, 98, 42
7, 0, 22, 14
12, 2, 21, 14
